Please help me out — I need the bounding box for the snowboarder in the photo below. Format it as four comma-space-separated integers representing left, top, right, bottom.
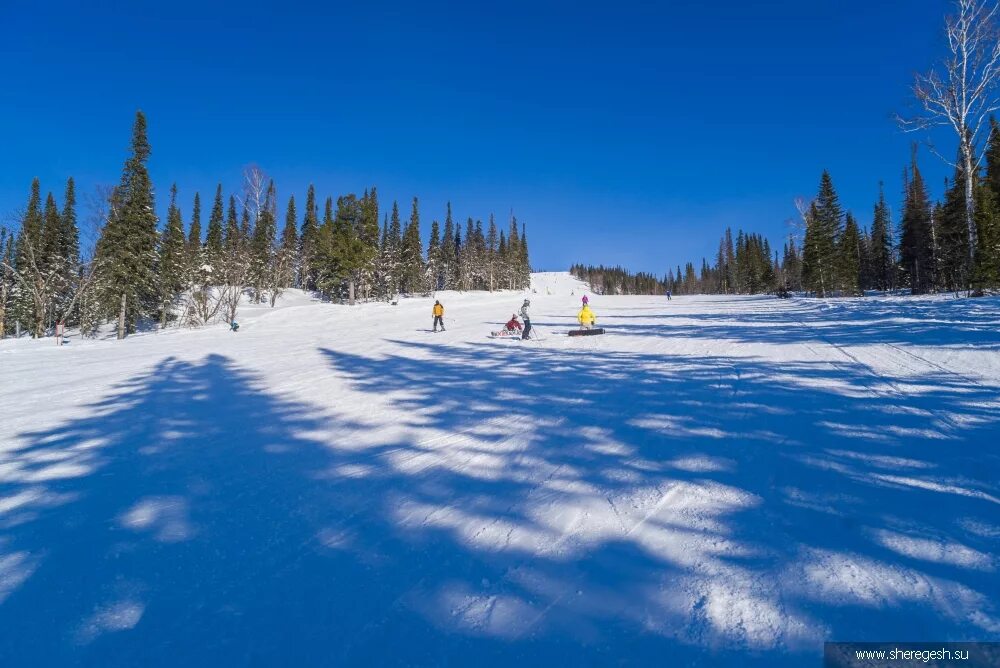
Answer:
504, 314, 523, 333
519, 299, 532, 339
578, 303, 596, 330
230, 321, 240, 332
432, 300, 445, 332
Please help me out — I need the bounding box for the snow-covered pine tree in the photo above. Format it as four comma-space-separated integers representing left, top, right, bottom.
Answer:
427, 219, 441, 291
440, 203, 455, 290
250, 180, 277, 302
519, 222, 530, 288
0, 228, 13, 337
93, 111, 159, 338
277, 195, 298, 289
357, 187, 381, 299
299, 185, 319, 291
158, 184, 187, 326
205, 185, 224, 268
486, 214, 498, 291
188, 192, 202, 257
400, 197, 424, 294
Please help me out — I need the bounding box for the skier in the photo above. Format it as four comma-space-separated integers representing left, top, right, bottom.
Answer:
666, 290, 672, 301
504, 313, 523, 333
432, 300, 445, 332
577, 303, 596, 330
519, 299, 532, 340
582, 294, 589, 306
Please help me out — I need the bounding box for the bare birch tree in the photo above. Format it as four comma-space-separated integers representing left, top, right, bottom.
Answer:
899, 0, 1000, 266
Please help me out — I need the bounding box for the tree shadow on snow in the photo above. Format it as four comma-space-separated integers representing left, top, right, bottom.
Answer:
0, 344, 998, 667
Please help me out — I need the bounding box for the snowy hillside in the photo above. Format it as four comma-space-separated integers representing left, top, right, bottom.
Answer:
1, 273, 999, 666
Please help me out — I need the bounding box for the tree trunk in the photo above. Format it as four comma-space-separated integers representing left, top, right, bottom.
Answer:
117, 292, 127, 340
962, 139, 978, 266
348, 278, 355, 306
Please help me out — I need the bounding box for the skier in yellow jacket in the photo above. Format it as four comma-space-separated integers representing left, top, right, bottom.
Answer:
432, 300, 445, 332
577, 304, 596, 330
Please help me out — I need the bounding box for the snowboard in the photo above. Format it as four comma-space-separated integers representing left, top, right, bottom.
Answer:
568, 328, 605, 337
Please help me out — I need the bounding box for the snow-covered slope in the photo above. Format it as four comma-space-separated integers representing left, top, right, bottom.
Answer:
1, 274, 999, 666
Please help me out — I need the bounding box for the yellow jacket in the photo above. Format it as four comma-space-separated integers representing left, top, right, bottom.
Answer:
577, 305, 596, 325
433, 303, 444, 317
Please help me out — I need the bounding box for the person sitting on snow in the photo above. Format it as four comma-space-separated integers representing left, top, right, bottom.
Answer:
577, 304, 596, 330
230, 321, 240, 332
505, 314, 523, 332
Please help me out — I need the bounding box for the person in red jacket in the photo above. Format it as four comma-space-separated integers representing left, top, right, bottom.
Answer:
505, 314, 523, 332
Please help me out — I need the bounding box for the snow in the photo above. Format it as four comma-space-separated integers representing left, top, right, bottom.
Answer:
1, 272, 998, 665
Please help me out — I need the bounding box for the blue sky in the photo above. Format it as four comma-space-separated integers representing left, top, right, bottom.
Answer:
0, 0, 957, 273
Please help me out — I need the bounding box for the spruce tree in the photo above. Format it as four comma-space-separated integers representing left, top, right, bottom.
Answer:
428, 219, 442, 291
486, 214, 498, 291
224, 195, 240, 260
300, 185, 319, 291
802, 171, 843, 296
188, 192, 202, 256
279, 195, 298, 288
972, 183, 1000, 291
158, 183, 187, 325
400, 197, 424, 293
440, 203, 455, 289
250, 180, 277, 298
838, 212, 862, 295
93, 111, 159, 337
870, 185, 894, 291
205, 185, 224, 267
899, 156, 935, 294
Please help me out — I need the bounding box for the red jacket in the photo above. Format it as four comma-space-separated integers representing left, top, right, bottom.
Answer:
505, 318, 523, 331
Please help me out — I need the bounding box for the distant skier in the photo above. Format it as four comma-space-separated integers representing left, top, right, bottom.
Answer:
577, 303, 596, 330
504, 313, 523, 333
582, 294, 589, 306
230, 320, 240, 332
666, 290, 672, 301
432, 300, 445, 332
519, 299, 532, 340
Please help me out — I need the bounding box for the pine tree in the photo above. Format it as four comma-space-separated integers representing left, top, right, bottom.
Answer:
188, 191, 202, 256
93, 111, 159, 338
428, 219, 442, 291
250, 180, 277, 299
41, 192, 62, 275
157, 183, 187, 325
938, 174, 970, 292
400, 197, 424, 293
802, 171, 843, 296
440, 203, 456, 290
357, 187, 381, 298
224, 195, 240, 261
870, 185, 894, 291
205, 185, 224, 268
486, 214, 498, 291
837, 212, 862, 295
972, 182, 1000, 291
278, 195, 298, 288
899, 155, 935, 294
300, 184, 319, 291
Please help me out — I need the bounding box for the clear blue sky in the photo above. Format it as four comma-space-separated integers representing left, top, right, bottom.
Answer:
0, 0, 957, 274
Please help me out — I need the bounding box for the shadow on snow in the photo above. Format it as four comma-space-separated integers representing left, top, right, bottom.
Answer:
1, 338, 998, 666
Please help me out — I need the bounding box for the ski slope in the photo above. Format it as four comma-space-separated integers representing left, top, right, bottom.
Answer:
1, 272, 999, 666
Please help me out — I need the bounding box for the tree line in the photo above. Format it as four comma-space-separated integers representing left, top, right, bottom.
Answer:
0, 111, 532, 340
573, 140, 1000, 299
